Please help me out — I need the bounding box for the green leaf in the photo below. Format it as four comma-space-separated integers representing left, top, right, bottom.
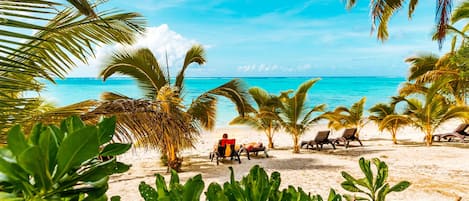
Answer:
97, 116, 116, 145
110, 196, 121, 201
17, 146, 52, 190
7, 125, 29, 157
182, 174, 204, 201
154, 174, 169, 199
374, 160, 388, 191
29, 123, 45, 145
341, 181, 364, 193
38, 127, 59, 174
376, 184, 390, 201
0, 192, 23, 201
100, 143, 131, 157
169, 169, 180, 190
139, 181, 158, 201
358, 157, 373, 190
206, 183, 228, 201
114, 162, 131, 174
389, 181, 411, 192
60, 115, 85, 135
0, 157, 28, 181
55, 126, 99, 179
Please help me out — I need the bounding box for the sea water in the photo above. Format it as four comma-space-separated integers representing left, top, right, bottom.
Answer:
42, 77, 405, 126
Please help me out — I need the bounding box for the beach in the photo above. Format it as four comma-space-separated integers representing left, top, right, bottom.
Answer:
108, 121, 469, 201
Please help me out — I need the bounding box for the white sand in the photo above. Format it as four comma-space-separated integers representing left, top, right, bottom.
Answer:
108, 121, 469, 201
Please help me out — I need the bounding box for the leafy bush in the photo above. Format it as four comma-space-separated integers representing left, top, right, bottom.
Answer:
0, 116, 131, 201
341, 158, 410, 201
139, 158, 409, 201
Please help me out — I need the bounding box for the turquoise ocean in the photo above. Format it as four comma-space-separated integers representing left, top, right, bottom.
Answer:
43, 77, 405, 126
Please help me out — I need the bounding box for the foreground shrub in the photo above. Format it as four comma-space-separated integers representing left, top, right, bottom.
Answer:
0, 116, 131, 200
341, 158, 410, 201
138, 157, 410, 201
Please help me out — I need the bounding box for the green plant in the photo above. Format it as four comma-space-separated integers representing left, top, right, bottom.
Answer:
277, 78, 325, 153
321, 97, 367, 138
230, 87, 282, 148
138, 158, 409, 201
139, 169, 204, 201
0, 116, 131, 200
340, 158, 410, 201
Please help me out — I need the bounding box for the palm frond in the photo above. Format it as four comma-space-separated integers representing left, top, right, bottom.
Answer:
405, 53, 439, 81
187, 94, 217, 130
398, 82, 429, 96
451, 0, 469, 23
435, 0, 453, 48
379, 114, 411, 132
82, 99, 199, 150
100, 91, 131, 101
25, 99, 98, 128
229, 115, 263, 130
408, 0, 419, 18
100, 48, 166, 99
174, 44, 206, 90
204, 79, 255, 116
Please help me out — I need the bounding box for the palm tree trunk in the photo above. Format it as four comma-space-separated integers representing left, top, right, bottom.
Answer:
267, 125, 274, 148
391, 131, 397, 144
292, 135, 300, 153
167, 143, 182, 172
392, 123, 398, 144
425, 127, 433, 146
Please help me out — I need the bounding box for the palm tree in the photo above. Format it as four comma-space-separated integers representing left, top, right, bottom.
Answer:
321, 97, 367, 138
277, 78, 325, 153
405, 45, 468, 106
345, 0, 454, 47
369, 100, 410, 144
387, 79, 469, 146
230, 87, 282, 148
99, 45, 252, 171
0, 0, 145, 137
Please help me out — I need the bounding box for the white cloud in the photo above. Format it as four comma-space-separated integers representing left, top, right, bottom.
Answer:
237, 64, 279, 72
68, 24, 204, 77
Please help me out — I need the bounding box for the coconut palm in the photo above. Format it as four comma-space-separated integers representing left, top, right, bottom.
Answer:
345, 0, 453, 46
99, 45, 252, 171
405, 44, 469, 106
369, 101, 410, 144
387, 79, 469, 146
321, 97, 367, 138
277, 78, 325, 153
0, 0, 145, 136
230, 87, 282, 148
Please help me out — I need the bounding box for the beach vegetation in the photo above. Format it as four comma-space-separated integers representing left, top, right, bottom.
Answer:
341, 158, 410, 201
345, 0, 456, 47
137, 157, 409, 201
230, 87, 282, 148
406, 42, 469, 106
0, 0, 145, 141
369, 100, 410, 144
99, 45, 252, 171
0, 116, 130, 200
321, 97, 367, 138
386, 79, 469, 146
276, 78, 325, 153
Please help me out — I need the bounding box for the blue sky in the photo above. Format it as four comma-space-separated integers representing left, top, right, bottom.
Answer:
69, 0, 454, 77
